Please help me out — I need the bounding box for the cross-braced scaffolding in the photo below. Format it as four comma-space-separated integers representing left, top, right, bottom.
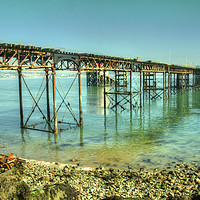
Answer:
104, 71, 142, 111
143, 72, 169, 100
0, 42, 199, 133
18, 69, 81, 133
86, 71, 115, 86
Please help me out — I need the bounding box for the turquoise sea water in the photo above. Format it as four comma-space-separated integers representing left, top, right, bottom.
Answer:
0, 74, 200, 170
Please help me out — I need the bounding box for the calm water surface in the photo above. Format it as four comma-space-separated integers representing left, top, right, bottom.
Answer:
0, 75, 200, 170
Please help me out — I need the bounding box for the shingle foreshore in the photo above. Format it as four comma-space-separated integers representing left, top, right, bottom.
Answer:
22, 160, 200, 199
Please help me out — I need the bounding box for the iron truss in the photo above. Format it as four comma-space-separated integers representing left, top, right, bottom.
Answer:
0, 42, 199, 133
0, 42, 197, 73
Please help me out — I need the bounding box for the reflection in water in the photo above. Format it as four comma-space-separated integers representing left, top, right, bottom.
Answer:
20, 89, 195, 169
80, 125, 83, 146
20, 129, 26, 158
1, 78, 199, 170
87, 86, 109, 115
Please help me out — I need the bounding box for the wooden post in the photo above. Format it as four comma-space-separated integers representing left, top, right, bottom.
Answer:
46, 70, 50, 125
18, 68, 24, 128
78, 70, 83, 125
52, 68, 58, 133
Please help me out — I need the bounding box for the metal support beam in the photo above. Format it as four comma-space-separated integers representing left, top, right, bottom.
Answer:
18, 68, 24, 128
104, 70, 106, 112
174, 73, 176, 88
78, 70, 83, 125
52, 68, 58, 133
115, 71, 117, 111
163, 72, 166, 99
46, 70, 51, 125
168, 73, 171, 98
143, 72, 145, 101
177, 73, 179, 89
130, 71, 132, 110
140, 71, 142, 107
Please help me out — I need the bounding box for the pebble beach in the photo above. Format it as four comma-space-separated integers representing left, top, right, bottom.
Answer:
21, 159, 200, 199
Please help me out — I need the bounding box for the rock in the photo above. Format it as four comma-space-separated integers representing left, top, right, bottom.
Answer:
43, 183, 80, 200
195, 178, 200, 184
0, 167, 30, 200
102, 196, 125, 200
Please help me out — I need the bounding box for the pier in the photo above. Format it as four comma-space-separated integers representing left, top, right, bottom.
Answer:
0, 42, 199, 133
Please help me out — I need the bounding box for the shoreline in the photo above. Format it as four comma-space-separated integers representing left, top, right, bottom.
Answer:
21, 158, 200, 199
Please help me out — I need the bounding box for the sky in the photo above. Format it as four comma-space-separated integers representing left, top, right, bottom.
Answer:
1, 0, 200, 66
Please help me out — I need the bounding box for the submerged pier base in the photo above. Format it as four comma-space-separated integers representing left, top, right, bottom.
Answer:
0, 41, 198, 133
17, 69, 82, 133
104, 71, 142, 112
142, 72, 169, 101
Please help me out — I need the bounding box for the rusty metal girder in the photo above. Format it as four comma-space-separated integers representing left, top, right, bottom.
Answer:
79, 56, 140, 71
0, 47, 54, 70
0, 153, 26, 174
0, 42, 198, 75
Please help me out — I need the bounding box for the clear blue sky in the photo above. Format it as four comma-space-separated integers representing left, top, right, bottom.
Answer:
1, 0, 200, 66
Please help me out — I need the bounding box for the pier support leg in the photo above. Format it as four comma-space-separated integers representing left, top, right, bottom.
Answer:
18, 68, 24, 128
174, 73, 176, 89
78, 70, 83, 125
80, 125, 83, 146
192, 73, 194, 88
181, 74, 184, 90
104, 70, 106, 113
143, 72, 145, 101
130, 71, 132, 110
52, 68, 58, 133
168, 73, 171, 98
163, 72, 166, 100
115, 71, 117, 111
193, 73, 195, 88
177, 73, 180, 89
46, 70, 51, 125
140, 71, 142, 107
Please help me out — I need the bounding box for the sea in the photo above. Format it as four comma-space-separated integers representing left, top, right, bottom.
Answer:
0, 71, 200, 170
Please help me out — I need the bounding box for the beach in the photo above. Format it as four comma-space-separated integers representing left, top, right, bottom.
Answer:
13, 159, 200, 199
